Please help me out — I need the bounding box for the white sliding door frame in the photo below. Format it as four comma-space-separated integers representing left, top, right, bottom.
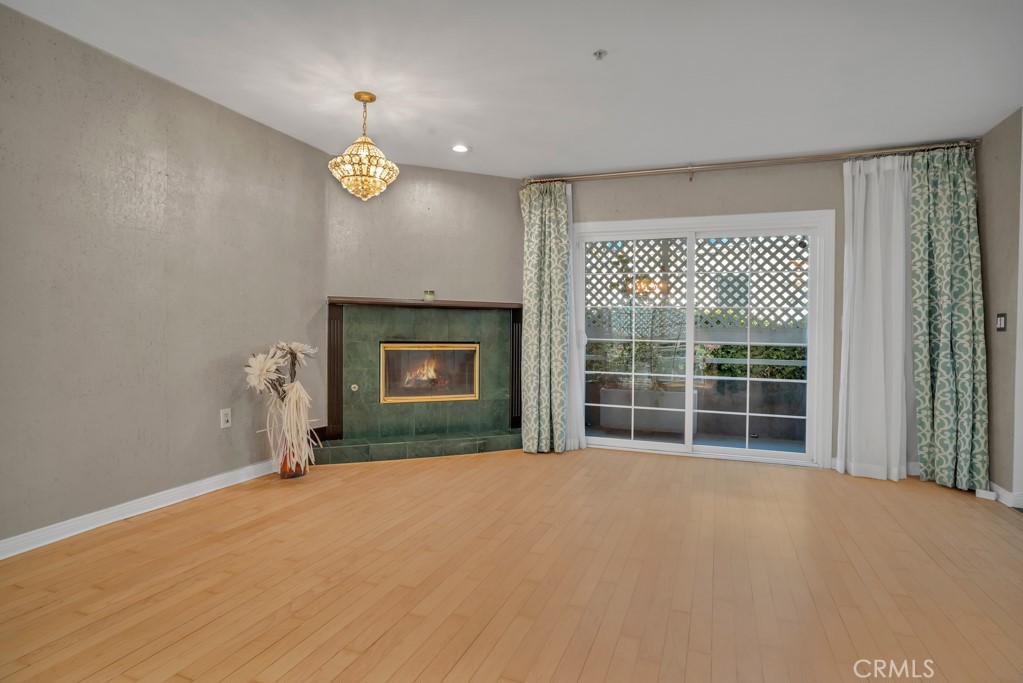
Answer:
573, 210, 835, 468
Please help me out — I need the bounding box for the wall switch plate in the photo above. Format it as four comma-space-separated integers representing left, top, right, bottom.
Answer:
220, 408, 232, 429
996, 313, 1007, 331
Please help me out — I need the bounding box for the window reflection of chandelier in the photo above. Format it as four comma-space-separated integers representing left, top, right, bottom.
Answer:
630, 275, 670, 295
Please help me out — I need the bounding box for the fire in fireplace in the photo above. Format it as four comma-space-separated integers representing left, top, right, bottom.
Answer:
380, 343, 479, 403
403, 356, 444, 389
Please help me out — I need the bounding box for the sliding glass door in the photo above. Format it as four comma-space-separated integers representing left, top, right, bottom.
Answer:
576, 212, 834, 466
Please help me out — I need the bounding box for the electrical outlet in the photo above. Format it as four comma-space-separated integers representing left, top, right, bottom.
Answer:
220, 408, 232, 429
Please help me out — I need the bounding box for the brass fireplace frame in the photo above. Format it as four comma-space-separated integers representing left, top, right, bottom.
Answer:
379, 342, 480, 404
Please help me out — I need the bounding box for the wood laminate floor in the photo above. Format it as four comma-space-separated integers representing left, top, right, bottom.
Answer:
2, 449, 1022, 682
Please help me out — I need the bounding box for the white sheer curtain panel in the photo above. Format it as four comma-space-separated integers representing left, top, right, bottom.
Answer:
837, 156, 913, 480
564, 185, 587, 450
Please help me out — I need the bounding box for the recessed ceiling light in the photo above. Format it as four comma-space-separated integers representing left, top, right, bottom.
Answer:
452, 144, 471, 153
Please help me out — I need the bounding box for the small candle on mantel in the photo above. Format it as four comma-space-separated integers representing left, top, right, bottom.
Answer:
423, 290, 436, 302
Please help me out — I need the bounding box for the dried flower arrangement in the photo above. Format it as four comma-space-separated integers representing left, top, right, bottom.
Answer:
244, 341, 319, 478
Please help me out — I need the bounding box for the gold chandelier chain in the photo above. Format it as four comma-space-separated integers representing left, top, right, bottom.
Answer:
362, 103, 368, 136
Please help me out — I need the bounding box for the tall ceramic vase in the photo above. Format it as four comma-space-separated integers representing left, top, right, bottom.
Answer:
279, 446, 306, 479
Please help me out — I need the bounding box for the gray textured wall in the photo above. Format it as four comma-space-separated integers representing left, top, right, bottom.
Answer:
0, 6, 328, 539
326, 165, 523, 303
572, 162, 846, 459
977, 108, 1022, 491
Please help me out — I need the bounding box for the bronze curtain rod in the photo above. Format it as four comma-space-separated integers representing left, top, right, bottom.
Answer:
522, 139, 979, 184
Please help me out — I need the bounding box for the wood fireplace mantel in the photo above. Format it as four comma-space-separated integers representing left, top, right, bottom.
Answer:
327, 296, 521, 310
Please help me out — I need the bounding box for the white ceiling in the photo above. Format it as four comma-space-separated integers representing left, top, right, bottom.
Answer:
5, 0, 1023, 179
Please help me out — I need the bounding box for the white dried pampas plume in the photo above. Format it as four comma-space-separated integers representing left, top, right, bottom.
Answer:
245, 348, 286, 393
265, 380, 318, 472
276, 341, 317, 366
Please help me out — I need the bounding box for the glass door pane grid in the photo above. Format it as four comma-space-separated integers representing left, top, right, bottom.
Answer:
695, 408, 806, 417
745, 252, 752, 449
684, 235, 696, 450
694, 341, 808, 346
630, 293, 635, 440
692, 235, 809, 453
584, 238, 687, 445
693, 376, 807, 384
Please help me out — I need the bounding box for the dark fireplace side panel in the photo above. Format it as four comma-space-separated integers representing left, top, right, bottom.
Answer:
510, 308, 522, 428
326, 304, 344, 440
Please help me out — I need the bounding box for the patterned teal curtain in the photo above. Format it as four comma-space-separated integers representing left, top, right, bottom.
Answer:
519, 182, 570, 453
910, 147, 989, 491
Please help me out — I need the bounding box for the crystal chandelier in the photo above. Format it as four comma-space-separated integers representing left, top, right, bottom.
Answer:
328, 91, 399, 201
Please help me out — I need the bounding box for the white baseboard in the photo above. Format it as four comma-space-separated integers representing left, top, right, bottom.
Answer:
991, 481, 1023, 508
0, 460, 274, 561
833, 459, 1019, 506
829, 457, 921, 478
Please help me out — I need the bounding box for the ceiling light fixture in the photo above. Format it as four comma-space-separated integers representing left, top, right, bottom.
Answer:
452, 144, 471, 153
328, 91, 399, 201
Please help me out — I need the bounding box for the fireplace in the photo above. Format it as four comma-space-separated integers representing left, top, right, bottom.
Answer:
324, 301, 521, 445
380, 342, 480, 404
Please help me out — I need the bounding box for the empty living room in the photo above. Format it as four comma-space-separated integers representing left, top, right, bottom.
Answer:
2, 1, 1023, 681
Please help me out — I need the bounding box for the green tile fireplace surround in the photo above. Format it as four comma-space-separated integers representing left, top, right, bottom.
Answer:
317, 301, 522, 464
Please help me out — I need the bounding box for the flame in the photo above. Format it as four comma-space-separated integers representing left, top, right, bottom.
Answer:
403, 357, 439, 387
